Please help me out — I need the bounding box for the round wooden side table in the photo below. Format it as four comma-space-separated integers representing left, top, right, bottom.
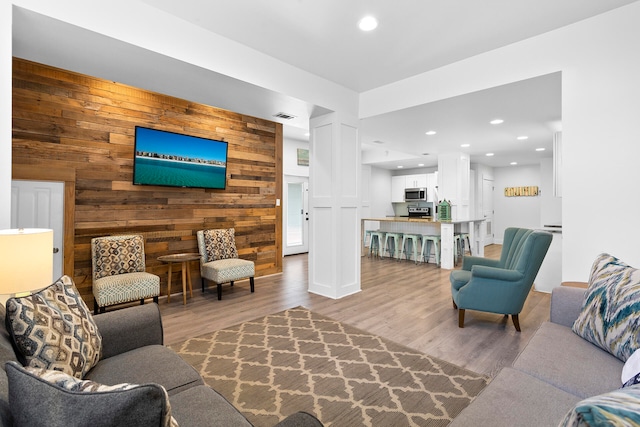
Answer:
157, 253, 201, 305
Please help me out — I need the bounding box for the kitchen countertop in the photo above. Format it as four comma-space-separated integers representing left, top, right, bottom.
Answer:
364, 217, 485, 224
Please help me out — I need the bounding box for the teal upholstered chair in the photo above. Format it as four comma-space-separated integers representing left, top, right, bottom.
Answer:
449, 227, 552, 331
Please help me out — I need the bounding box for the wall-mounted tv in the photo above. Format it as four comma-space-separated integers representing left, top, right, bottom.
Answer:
133, 126, 228, 189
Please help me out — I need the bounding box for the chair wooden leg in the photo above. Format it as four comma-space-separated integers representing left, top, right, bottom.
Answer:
230, 281, 234, 287
94, 298, 99, 315
250, 277, 255, 293
140, 299, 144, 305
452, 299, 458, 309
458, 309, 465, 328
153, 296, 159, 305
512, 314, 521, 332
202, 278, 205, 292
100, 306, 106, 314
217, 283, 222, 300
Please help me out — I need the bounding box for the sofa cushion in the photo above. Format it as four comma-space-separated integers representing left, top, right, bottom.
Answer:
449, 367, 580, 427
6, 361, 177, 427
5, 275, 102, 378
203, 228, 238, 261
559, 384, 640, 427
169, 385, 252, 427
513, 322, 623, 398
85, 344, 203, 396
572, 253, 640, 362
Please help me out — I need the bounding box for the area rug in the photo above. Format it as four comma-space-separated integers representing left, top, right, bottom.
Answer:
169, 307, 489, 427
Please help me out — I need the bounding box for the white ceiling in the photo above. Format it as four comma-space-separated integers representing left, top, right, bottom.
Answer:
12, 1, 638, 169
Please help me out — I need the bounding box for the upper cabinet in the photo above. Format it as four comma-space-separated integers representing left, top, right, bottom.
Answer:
391, 176, 406, 203
405, 174, 427, 188
426, 172, 437, 202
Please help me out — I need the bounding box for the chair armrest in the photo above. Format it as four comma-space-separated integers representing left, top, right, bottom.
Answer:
550, 286, 587, 327
93, 303, 164, 359
461, 256, 500, 271
471, 265, 523, 282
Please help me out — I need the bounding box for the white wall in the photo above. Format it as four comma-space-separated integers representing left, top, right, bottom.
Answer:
361, 3, 640, 281
283, 138, 310, 177
492, 165, 542, 243
370, 167, 394, 218
1, 1, 11, 228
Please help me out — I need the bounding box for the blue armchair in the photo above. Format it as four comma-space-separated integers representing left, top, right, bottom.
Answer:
449, 227, 552, 331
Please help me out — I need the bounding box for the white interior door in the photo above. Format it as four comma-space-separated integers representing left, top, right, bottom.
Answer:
11, 180, 64, 281
482, 178, 494, 246
284, 176, 309, 255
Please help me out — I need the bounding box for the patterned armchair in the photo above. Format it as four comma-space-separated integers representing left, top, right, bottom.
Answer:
91, 234, 160, 314
196, 228, 255, 300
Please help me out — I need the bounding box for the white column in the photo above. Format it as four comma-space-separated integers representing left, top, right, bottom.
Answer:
308, 112, 361, 299
438, 152, 470, 220
0, 1, 11, 228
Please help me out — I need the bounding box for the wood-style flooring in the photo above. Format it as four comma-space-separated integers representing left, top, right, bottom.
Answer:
159, 245, 551, 378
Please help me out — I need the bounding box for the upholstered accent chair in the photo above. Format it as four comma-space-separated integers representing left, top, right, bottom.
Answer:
449, 227, 552, 331
91, 234, 160, 314
196, 228, 255, 300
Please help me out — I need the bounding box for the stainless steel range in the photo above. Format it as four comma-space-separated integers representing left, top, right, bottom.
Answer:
407, 206, 431, 218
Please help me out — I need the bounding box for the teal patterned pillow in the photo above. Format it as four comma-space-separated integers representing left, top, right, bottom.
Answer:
559, 384, 640, 426
572, 253, 640, 362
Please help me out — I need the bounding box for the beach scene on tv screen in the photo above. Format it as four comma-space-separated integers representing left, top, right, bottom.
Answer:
134, 127, 227, 189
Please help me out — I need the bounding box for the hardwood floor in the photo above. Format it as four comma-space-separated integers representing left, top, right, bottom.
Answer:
159, 245, 551, 377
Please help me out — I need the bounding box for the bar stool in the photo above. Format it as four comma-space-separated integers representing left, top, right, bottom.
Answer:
459, 233, 472, 256
383, 232, 403, 260
364, 229, 375, 249
369, 231, 385, 258
400, 233, 421, 264
420, 235, 441, 266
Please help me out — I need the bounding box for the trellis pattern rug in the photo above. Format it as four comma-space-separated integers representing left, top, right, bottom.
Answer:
169, 307, 489, 426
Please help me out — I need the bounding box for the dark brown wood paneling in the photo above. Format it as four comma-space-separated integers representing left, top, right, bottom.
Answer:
12, 58, 283, 307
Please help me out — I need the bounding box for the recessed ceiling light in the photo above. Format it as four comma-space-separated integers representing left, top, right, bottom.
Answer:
517, 136, 528, 140
490, 119, 504, 125
304, 132, 310, 137
425, 130, 437, 136
536, 148, 545, 151
358, 16, 378, 31
418, 163, 424, 167
397, 165, 404, 168
460, 143, 470, 148
486, 153, 494, 157
510, 162, 518, 165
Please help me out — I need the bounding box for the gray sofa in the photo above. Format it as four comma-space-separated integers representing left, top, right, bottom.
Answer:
451, 286, 625, 426
0, 303, 322, 427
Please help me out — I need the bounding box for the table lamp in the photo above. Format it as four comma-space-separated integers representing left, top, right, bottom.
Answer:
0, 228, 54, 304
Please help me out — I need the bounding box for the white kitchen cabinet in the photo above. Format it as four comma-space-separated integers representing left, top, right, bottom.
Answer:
405, 174, 427, 188
426, 172, 437, 202
391, 176, 406, 203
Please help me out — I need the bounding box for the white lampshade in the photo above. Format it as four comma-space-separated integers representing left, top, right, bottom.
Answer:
0, 228, 54, 299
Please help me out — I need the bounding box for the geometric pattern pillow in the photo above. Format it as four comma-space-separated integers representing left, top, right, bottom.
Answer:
5, 362, 179, 427
203, 228, 238, 261
558, 383, 640, 427
572, 253, 640, 362
92, 235, 146, 280
5, 275, 102, 379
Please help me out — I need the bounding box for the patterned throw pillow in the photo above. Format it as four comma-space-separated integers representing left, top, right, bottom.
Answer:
5, 275, 102, 378
559, 384, 640, 426
203, 228, 239, 261
6, 362, 178, 427
93, 235, 146, 279
572, 253, 640, 362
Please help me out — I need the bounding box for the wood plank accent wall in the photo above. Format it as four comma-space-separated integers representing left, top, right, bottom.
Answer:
11, 58, 283, 307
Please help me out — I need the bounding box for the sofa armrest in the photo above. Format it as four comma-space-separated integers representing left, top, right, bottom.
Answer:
93, 303, 164, 359
550, 286, 587, 328
273, 412, 323, 427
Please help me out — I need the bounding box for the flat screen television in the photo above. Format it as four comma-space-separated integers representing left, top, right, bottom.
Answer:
133, 126, 228, 189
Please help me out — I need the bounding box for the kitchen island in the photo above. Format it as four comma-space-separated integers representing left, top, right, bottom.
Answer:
361, 217, 486, 269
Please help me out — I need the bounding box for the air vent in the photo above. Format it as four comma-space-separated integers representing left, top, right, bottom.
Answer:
372, 140, 385, 144
273, 112, 297, 120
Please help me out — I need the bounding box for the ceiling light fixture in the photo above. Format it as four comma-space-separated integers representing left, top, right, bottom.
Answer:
486, 153, 494, 156
511, 162, 518, 165
490, 119, 504, 125
397, 165, 404, 168
358, 16, 378, 31
425, 130, 436, 136
536, 148, 545, 151
517, 136, 528, 140
418, 163, 424, 167
461, 143, 470, 148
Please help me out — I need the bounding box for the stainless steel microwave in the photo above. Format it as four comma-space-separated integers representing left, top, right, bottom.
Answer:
405, 188, 427, 201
